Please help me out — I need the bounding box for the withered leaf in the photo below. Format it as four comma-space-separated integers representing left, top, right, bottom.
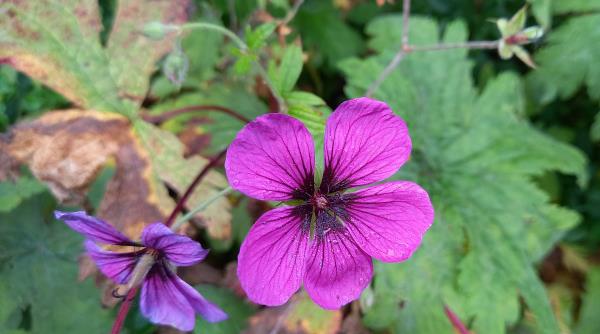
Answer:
0, 110, 170, 237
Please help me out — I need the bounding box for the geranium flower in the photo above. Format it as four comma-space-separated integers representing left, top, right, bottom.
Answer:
54, 211, 227, 331
226, 97, 434, 309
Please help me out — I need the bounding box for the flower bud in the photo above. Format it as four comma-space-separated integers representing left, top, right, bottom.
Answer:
142, 21, 177, 40
162, 43, 189, 88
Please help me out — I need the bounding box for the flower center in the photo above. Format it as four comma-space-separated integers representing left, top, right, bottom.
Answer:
311, 193, 328, 210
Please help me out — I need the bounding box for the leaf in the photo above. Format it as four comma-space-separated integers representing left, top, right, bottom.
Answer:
134, 121, 232, 240
0, 0, 189, 114
340, 16, 586, 334
0, 193, 113, 333
528, 13, 600, 103
0, 110, 170, 237
193, 285, 255, 334
294, 0, 364, 67
246, 293, 342, 334
0, 176, 45, 212
575, 267, 600, 334
528, 0, 552, 28
271, 45, 303, 97
553, 0, 600, 14
246, 23, 277, 51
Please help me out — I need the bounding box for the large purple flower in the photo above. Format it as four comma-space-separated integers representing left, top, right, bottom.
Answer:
54, 211, 227, 331
226, 97, 434, 309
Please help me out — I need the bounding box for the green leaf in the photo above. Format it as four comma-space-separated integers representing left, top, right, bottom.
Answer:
294, 1, 364, 67
193, 285, 254, 334
553, 0, 600, 14
528, 0, 552, 28
575, 268, 600, 334
246, 22, 276, 51
271, 45, 303, 97
0, 177, 45, 212
340, 16, 586, 334
0, 193, 113, 333
528, 13, 600, 102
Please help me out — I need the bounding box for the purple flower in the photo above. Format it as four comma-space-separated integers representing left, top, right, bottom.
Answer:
226, 97, 434, 309
54, 211, 227, 331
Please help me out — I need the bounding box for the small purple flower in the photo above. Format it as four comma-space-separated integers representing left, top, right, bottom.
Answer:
54, 211, 227, 331
226, 97, 434, 309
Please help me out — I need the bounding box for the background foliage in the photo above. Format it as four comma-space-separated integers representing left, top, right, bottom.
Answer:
0, 0, 599, 333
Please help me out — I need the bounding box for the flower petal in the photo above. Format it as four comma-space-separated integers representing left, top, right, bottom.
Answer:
345, 181, 434, 262
304, 231, 373, 310
140, 265, 196, 331
225, 114, 315, 201
237, 206, 311, 306
321, 97, 411, 192
55, 211, 133, 245
84, 240, 139, 284
141, 223, 208, 267
172, 276, 228, 323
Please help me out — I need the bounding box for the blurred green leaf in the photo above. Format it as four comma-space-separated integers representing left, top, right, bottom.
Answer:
553, 0, 600, 14
0, 193, 113, 333
341, 16, 586, 334
0, 177, 45, 213
575, 267, 600, 334
193, 285, 254, 334
591, 111, 600, 141
246, 23, 276, 51
271, 45, 303, 97
528, 13, 600, 103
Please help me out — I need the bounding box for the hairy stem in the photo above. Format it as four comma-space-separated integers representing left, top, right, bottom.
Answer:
180, 22, 286, 112
142, 105, 251, 124
280, 0, 305, 27
444, 305, 470, 334
164, 149, 228, 228
366, 0, 502, 97
110, 287, 138, 334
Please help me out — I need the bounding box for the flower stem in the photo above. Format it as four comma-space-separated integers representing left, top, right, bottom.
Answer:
171, 186, 233, 231
109, 149, 227, 333
110, 287, 138, 334
164, 149, 228, 228
443, 305, 470, 334
180, 22, 286, 112
142, 105, 251, 124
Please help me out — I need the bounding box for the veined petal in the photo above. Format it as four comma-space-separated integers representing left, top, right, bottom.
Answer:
237, 206, 311, 306
345, 181, 434, 262
55, 211, 133, 245
84, 240, 138, 284
172, 275, 228, 323
225, 114, 315, 201
141, 223, 208, 267
140, 265, 196, 331
304, 231, 373, 310
321, 97, 411, 193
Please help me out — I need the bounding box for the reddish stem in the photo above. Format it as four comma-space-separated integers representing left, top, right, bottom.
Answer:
142, 105, 251, 124
444, 305, 470, 334
109, 149, 227, 333
110, 287, 139, 334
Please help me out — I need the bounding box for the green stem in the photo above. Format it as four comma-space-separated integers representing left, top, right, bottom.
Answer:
171, 186, 233, 231
180, 22, 286, 112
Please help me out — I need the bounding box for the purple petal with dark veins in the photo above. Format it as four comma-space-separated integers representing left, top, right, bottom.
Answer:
84, 240, 139, 284
321, 97, 411, 192
237, 206, 311, 306
226, 113, 316, 201
304, 231, 373, 310
345, 181, 434, 262
55, 211, 133, 245
141, 223, 208, 267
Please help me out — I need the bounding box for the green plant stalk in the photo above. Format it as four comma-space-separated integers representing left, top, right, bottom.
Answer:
171, 186, 233, 231
180, 22, 286, 112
